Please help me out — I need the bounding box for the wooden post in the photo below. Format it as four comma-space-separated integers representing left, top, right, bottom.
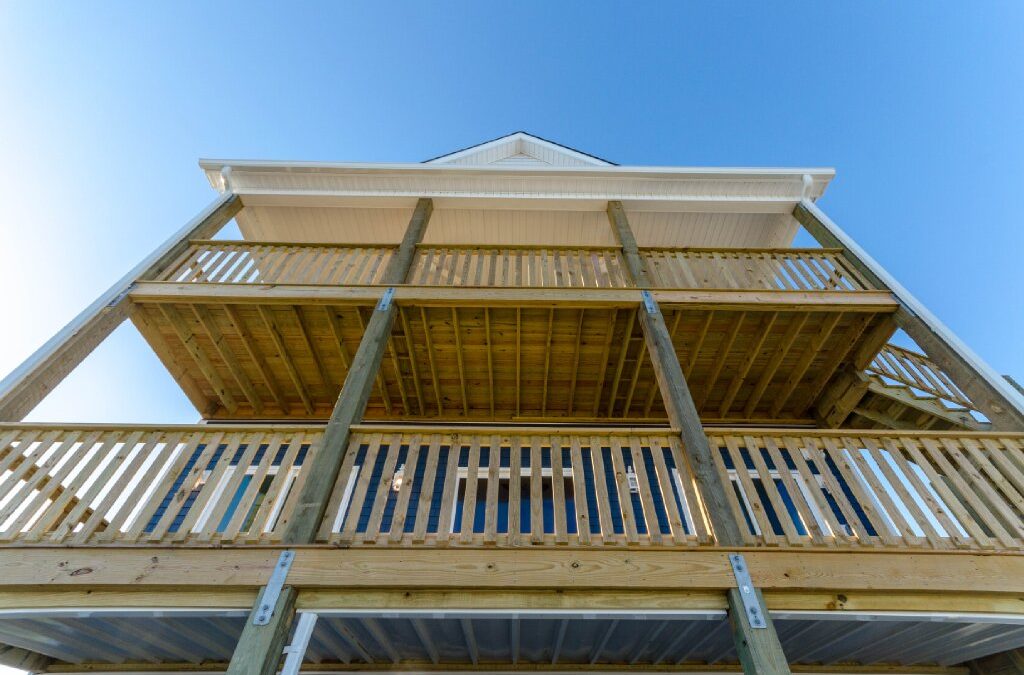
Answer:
226, 585, 297, 675
0, 193, 242, 421
606, 201, 743, 546
282, 197, 432, 544
608, 201, 791, 675
728, 587, 790, 675
794, 198, 1024, 430
226, 198, 433, 675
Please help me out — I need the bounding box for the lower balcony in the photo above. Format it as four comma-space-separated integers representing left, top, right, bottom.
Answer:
0, 423, 1022, 672
0, 423, 1020, 552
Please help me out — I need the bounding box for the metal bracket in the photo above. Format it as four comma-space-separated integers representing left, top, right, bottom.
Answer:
641, 290, 658, 316
254, 550, 294, 625
377, 287, 395, 312
728, 553, 767, 629
107, 283, 136, 308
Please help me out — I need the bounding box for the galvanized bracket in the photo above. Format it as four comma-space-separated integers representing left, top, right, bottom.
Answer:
107, 283, 136, 308
728, 553, 767, 629
377, 287, 395, 312
640, 290, 658, 316
254, 550, 294, 625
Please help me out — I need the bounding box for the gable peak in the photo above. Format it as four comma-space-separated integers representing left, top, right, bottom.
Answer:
424, 132, 614, 168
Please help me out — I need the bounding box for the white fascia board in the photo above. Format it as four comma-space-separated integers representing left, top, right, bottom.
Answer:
200, 157, 835, 180
199, 159, 835, 204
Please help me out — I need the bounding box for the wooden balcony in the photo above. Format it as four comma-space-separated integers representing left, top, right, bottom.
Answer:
159, 240, 872, 292
1, 424, 1020, 552
130, 241, 899, 422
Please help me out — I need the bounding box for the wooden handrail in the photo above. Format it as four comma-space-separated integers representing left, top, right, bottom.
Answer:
868, 343, 978, 411
155, 241, 883, 293
0, 424, 1019, 551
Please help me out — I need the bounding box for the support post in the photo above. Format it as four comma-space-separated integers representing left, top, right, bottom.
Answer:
0, 192, 242, 421
794, 197, 1024, 430
281, 197, 432, 544
606, 201, 743, 545
607, 201, 791, 675
226, 198, 433, 675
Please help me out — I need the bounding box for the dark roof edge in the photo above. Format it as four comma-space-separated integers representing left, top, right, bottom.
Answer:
422, 131, 618, 166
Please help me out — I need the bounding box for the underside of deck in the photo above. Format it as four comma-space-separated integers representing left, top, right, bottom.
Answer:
2, 608, 1021, 672
129, 285, 897, 424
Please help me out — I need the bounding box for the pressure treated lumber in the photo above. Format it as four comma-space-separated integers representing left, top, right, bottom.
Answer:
729, 587, 789, 675
225, 586, 296, 675
0, 193, 241, 421
6, 548, 1023, 595
228, 199, 433, 675
794, 199, 1024, 431
280, 198, 433, 543
609, 201, 790, 675
607, 200, 744, 546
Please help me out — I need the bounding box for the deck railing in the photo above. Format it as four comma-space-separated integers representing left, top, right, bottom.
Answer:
4, 424, 1016, 550
709, 431, 1023, 551
867, 343, 977, 412
155, 241, 880, 292
407, 245, 633, 288
0, 424, 322, 545
157, 241, 397, 286
316, 428, 712, 547
641, 247, 874, 291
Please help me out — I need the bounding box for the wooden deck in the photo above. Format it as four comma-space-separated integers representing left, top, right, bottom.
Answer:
132, 250, 898, 423
0, 424, 1020, 553
131, 297, 896, 422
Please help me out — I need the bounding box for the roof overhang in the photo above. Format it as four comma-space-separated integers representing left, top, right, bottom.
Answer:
200, 159, 835, 208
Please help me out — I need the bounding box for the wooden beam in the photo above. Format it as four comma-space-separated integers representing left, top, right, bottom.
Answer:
606, 202, 744, 547
794, 199, 1024, 430
609, 201, 791, 674
160, 305, 239, 415
257, 306, 314, 416
41, 661, 974, 674
0, 193, 241, 421
223, 304, 288, 414
192, 305, 263, 415
226, 198, 434, 675
281, 198, 432, 544
5, 548, 1023, 595
130, 282, 897, 310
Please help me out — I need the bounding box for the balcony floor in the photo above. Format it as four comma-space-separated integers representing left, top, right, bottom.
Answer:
129, 285, 896, 424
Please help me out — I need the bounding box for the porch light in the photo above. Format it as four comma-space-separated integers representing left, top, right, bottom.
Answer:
626, 464, 640, 494
392, 464, 405, 491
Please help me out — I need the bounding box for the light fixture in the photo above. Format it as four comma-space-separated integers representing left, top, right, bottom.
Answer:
626, 464, 640, 494
392, 464, 405, 491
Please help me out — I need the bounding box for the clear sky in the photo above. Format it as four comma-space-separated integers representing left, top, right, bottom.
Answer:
0, 1, 1022, 430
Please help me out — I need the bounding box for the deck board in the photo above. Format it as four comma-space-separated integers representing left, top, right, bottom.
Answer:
131, 292, 896, 423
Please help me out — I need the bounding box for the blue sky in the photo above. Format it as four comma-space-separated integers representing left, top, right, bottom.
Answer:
0, 2, 1022, 427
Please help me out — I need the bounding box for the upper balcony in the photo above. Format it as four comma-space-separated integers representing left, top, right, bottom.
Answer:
127, 238, 898, 424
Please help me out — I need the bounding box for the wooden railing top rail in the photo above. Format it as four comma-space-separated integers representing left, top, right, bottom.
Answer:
638, 246, 847, 254
190, 239, 401, 249
414, 243, 625, 252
